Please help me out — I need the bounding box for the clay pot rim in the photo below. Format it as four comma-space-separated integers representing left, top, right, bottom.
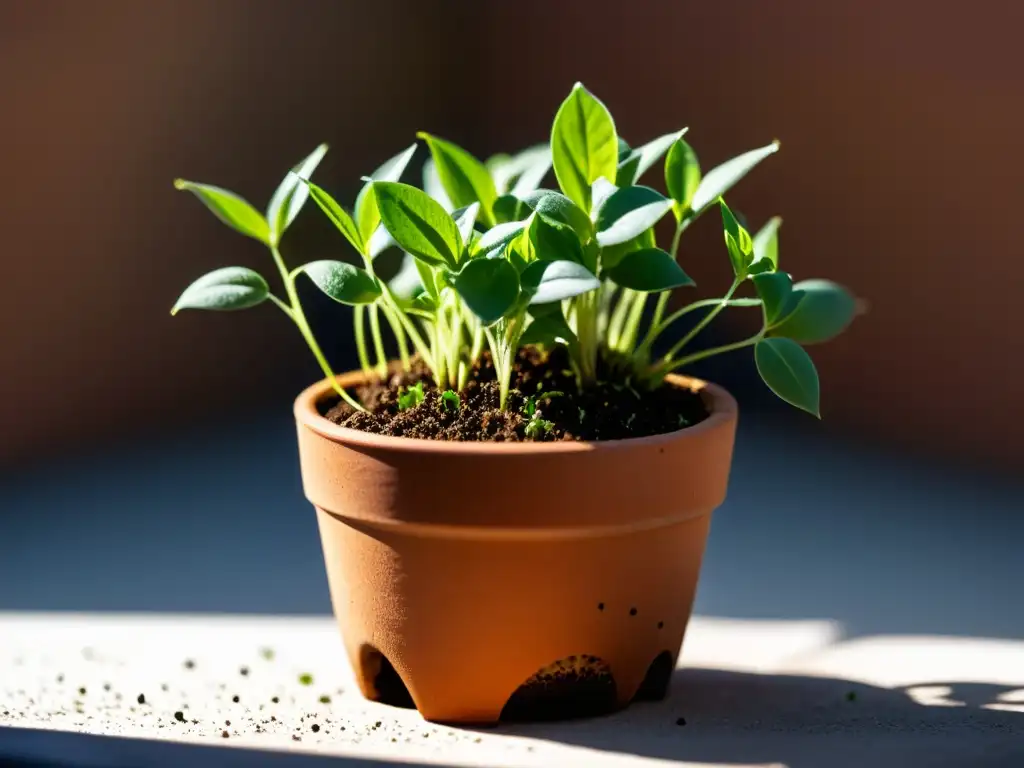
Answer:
294, 369, 737, 455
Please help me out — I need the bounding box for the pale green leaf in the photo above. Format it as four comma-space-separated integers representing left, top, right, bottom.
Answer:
171, 266, 269, 314
266, 143, 328, 243
551, 83, 618, 213
174, 180, 270, 244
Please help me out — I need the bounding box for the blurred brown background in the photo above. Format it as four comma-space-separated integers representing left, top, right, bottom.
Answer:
2, 0, 1021, 468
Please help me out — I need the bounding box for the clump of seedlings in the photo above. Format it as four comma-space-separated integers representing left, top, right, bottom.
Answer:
173, 83, 856, 438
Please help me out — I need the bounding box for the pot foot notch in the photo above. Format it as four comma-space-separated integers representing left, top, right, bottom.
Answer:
500, 654, 618, 722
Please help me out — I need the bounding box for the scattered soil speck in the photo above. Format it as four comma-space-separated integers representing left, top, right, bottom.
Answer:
629, 607, 638, 616
292, 735, 301, 742
271, 696, 280, 704
298, 673, 314, 686
78, 687, 86, 696
184, 660, 195, 670
260, 647, 275, 661
161, 683, 168, 692
597, 602, 605, 611
657, 621, 664, 629
239, 666, 249, 676
225, 719, 231, 726
676, 717, 687, 726
231, 695, 240, 703
56, 674, 64, 683
319, 695, 331, 704
137, 694, 145, 705
311, 723, 320, 733
846, 690, 857, 701
103, 683, 111, 692
174, 711, 185, 722
221, 730, 229, 739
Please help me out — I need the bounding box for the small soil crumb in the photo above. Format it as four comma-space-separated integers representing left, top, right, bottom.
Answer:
676, 716, 687, 726
137, 694, 145, 705
846, 690, 857, 701
323, 347, 708, 442
298, 674, 313, 686
174, 711, 185, 722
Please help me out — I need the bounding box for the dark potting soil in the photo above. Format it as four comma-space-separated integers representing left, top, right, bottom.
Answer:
321, 347, 709, 443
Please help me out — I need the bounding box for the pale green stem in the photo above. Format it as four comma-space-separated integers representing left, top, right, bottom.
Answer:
381, 303, 410, 370
271, 245, 364, 412
658, 329, 764, 376
353, 306, 371, 373
662, 278, 742, 362
619, 290, 648, 352
368, 303, 388, 378
573, 293, 600, 384
638, 298, 761, 358
607, 289, 635, 350
642, 219, 686, 350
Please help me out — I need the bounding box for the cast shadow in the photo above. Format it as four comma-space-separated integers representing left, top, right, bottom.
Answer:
489, 667, 1024, 768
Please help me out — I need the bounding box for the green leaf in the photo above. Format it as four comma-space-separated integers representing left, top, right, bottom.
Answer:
600, 225, 656, 271
266, 144, 328, 243
422, 157, 454, 212
306, 181, 364, 254
476, 220, 527, 254
604, 248, 694, 292
398, 381, 425, 411
521, 260, 600, 304
755, 337, 821, 417
521, 190, 593, 241
550, 83, 618, 213
529, 214, 584, 264
616, 152, 641, 187
753, 216, 782, 271
453, 202, 480, 248
751, 272, 792, 326
719, 199, 754, 276
453, 257, 520, 325
595, 185, 673, 247
591, 177, 618, 215
173, 180, 270, 244
297, 260, 381, 305
492, 194, 532, 224
619, 129, 687, 187
664, 138, 701, 214
490, 144, 552, 196
769, 279, 856, 343
521, 307, 578, 347
418, 133, 497, 226
354, 144, 418, 248
690, 141, 780, 216
373, 181, 462, 269
171, 266, 269, 314
440, 390, 460, 412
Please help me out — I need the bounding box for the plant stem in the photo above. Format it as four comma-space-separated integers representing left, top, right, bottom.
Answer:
381, 303, 410, 370
353, 306, 371, 373
619, 290, 648, 352
368, 303, 388, 378
647, 221, 686, 331
271, 246, 364, 412
606, 288, 635, 350
573, 292, 600, 385
638, 298, 761, 357
662, 277, 742, 362
658, 329, 764, 375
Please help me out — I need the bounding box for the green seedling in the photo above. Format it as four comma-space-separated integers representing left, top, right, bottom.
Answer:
172, 83, 857, 418
440, 390, 461, 412
397, 381, 425, 411
524, 412, 555, 440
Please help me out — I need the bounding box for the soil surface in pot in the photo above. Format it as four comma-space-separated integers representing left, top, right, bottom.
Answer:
321, 347, 708, 442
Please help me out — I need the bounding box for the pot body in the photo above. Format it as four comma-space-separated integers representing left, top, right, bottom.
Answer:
295, 371, 737, 724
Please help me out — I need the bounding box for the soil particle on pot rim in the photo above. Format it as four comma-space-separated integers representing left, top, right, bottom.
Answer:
323, 347, 708, 443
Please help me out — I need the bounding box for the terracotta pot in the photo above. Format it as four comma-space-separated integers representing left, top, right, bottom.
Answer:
294, 370, 738, 724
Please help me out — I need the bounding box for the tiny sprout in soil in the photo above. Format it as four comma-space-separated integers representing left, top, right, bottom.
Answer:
172, 83, 858, 435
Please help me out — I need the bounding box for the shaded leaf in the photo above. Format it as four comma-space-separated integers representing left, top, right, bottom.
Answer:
753, 216, 782, 271
604, 248, 693, 291
769, 279, 856, 343
755, 337, 821, 417
664, 138, 701, 214
452, 258, 520, 325
492, 194, 532, 224
521, 307, 578, 347
521, 189, 593, 241
751, 272, 792, 325
529, 214, 584, 264
453, 202, 480, 248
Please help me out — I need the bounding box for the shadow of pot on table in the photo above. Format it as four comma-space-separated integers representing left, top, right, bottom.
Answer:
483, 667, 1024, 768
